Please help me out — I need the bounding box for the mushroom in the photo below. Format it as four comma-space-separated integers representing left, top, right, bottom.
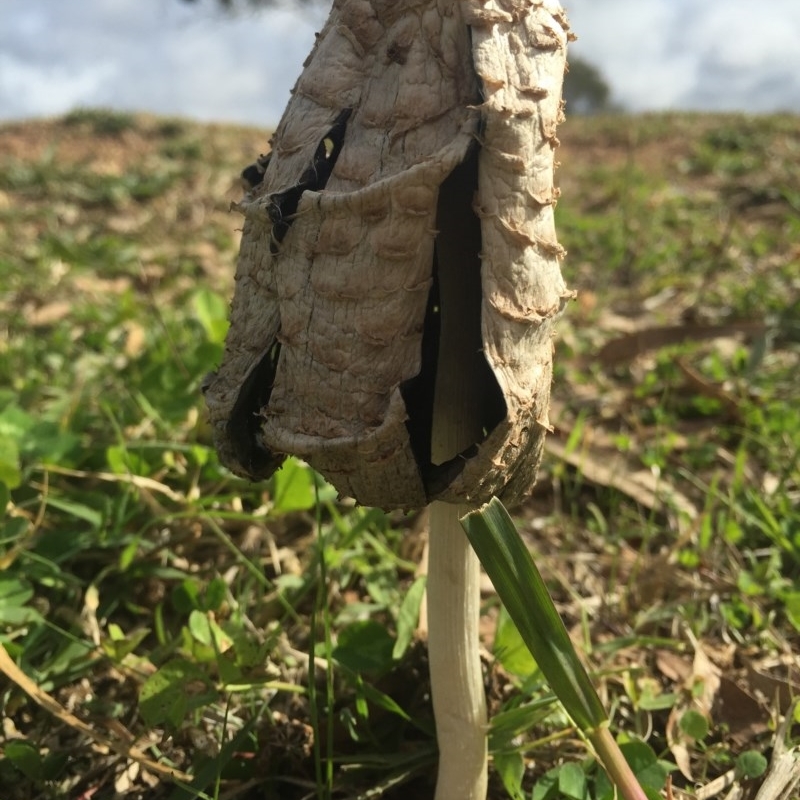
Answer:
204, 2, 572, 797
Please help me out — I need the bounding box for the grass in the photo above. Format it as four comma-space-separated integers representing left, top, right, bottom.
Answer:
0, 108, 798, 799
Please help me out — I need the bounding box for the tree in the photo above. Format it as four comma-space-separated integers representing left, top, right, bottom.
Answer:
564, 56, 613, 114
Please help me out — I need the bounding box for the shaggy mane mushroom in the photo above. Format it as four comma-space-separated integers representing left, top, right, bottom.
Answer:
204, 2, 572, 797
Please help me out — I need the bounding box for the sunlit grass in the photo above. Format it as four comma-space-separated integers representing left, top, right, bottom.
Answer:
0, 110, 797, 799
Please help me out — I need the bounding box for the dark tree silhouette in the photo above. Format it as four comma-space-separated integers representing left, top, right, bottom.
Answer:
564, 57, 613, 114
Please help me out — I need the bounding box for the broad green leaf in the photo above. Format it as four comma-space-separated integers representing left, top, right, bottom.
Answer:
735, 750, 767, 779
40, 750, 69, 781
191, 288, 229, 345
332, 620, 394, 675
493, 750, 525, 800
461, 498, 607, 731
108, 623, 126, 641
106, 444, 148, 476
141, 674, 187, 729
636, 686, 679, 711
678, 709, 709, 741
0, 605, 43, 625
494, 604, 538, 679
171, 578, 202, 614
102, 625, 150, 660
1, 516, 30, 542
227, 628, 265, 668
26, 422, 81, 466
216, 652, 243, 686
188, 609, 234, 650
0, 434, 21, 489
4, 740, 43, 780
0, 405, 32, 438
0, 575, 34, 606
271, 457, 315, 513
203, 576, 227, 612
392, 575, 426, 660
531, 765, 561, 800
0, 406, 79, 467
558, 762, 588, 800
0, 576, 40, 624
783, 591, 800, 632
139, 658, 216, 728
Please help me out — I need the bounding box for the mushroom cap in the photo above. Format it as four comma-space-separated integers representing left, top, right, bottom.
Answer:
204, 0, 572, 510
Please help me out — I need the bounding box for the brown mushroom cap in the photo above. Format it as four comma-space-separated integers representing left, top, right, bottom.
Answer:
204, 0, 573, 510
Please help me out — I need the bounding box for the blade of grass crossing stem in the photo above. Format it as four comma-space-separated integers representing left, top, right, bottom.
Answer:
461, 498, 606, 731
461, 498, 650, 800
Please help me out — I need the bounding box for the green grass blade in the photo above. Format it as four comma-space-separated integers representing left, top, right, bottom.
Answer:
461, 498, 606, 732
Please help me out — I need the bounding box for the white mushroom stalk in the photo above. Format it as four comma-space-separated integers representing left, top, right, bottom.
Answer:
428, 503, 487, 799
427, 146, 490, 797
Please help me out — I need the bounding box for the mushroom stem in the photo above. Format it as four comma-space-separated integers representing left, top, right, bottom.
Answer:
426, 149, 488, 798
428, 500, 487, 800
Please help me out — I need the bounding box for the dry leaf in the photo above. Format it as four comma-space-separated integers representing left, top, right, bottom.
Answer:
27, 301, 72, 327
656, 650, 692, 683
690, 637, 722, 718
545, 435, 697, 521
598, 322, 768, 367
744, 654, 800, 713
715, 676, 769, 748
123, 321, 147, 358
114, 760, 139, 794
662, 638, 724, 781
676, 357, 744, 421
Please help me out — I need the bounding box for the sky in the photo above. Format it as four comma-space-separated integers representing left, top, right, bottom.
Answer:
2, 0, 799, 128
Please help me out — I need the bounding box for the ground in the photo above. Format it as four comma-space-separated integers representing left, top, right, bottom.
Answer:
0, 109, 798, 800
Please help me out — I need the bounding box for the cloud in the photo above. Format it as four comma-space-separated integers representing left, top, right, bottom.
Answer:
0, 55, 117, 117
565, 0, 800, 112
2, 0, 799, 125
0, 0, 323, 125
675, 1, 800, 111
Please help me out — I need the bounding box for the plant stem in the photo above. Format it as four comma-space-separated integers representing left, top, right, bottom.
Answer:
589, 726, 649, 800
428, 500, 488, 800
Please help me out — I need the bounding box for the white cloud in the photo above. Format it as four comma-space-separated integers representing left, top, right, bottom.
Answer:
565, 0, 800, 112
688, 2, 800, 71
564, 0, 691, 108
1, 0, 799, 124
674, 0, 800, 111
0, 55, 118, 117
0, 0, 322, 125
